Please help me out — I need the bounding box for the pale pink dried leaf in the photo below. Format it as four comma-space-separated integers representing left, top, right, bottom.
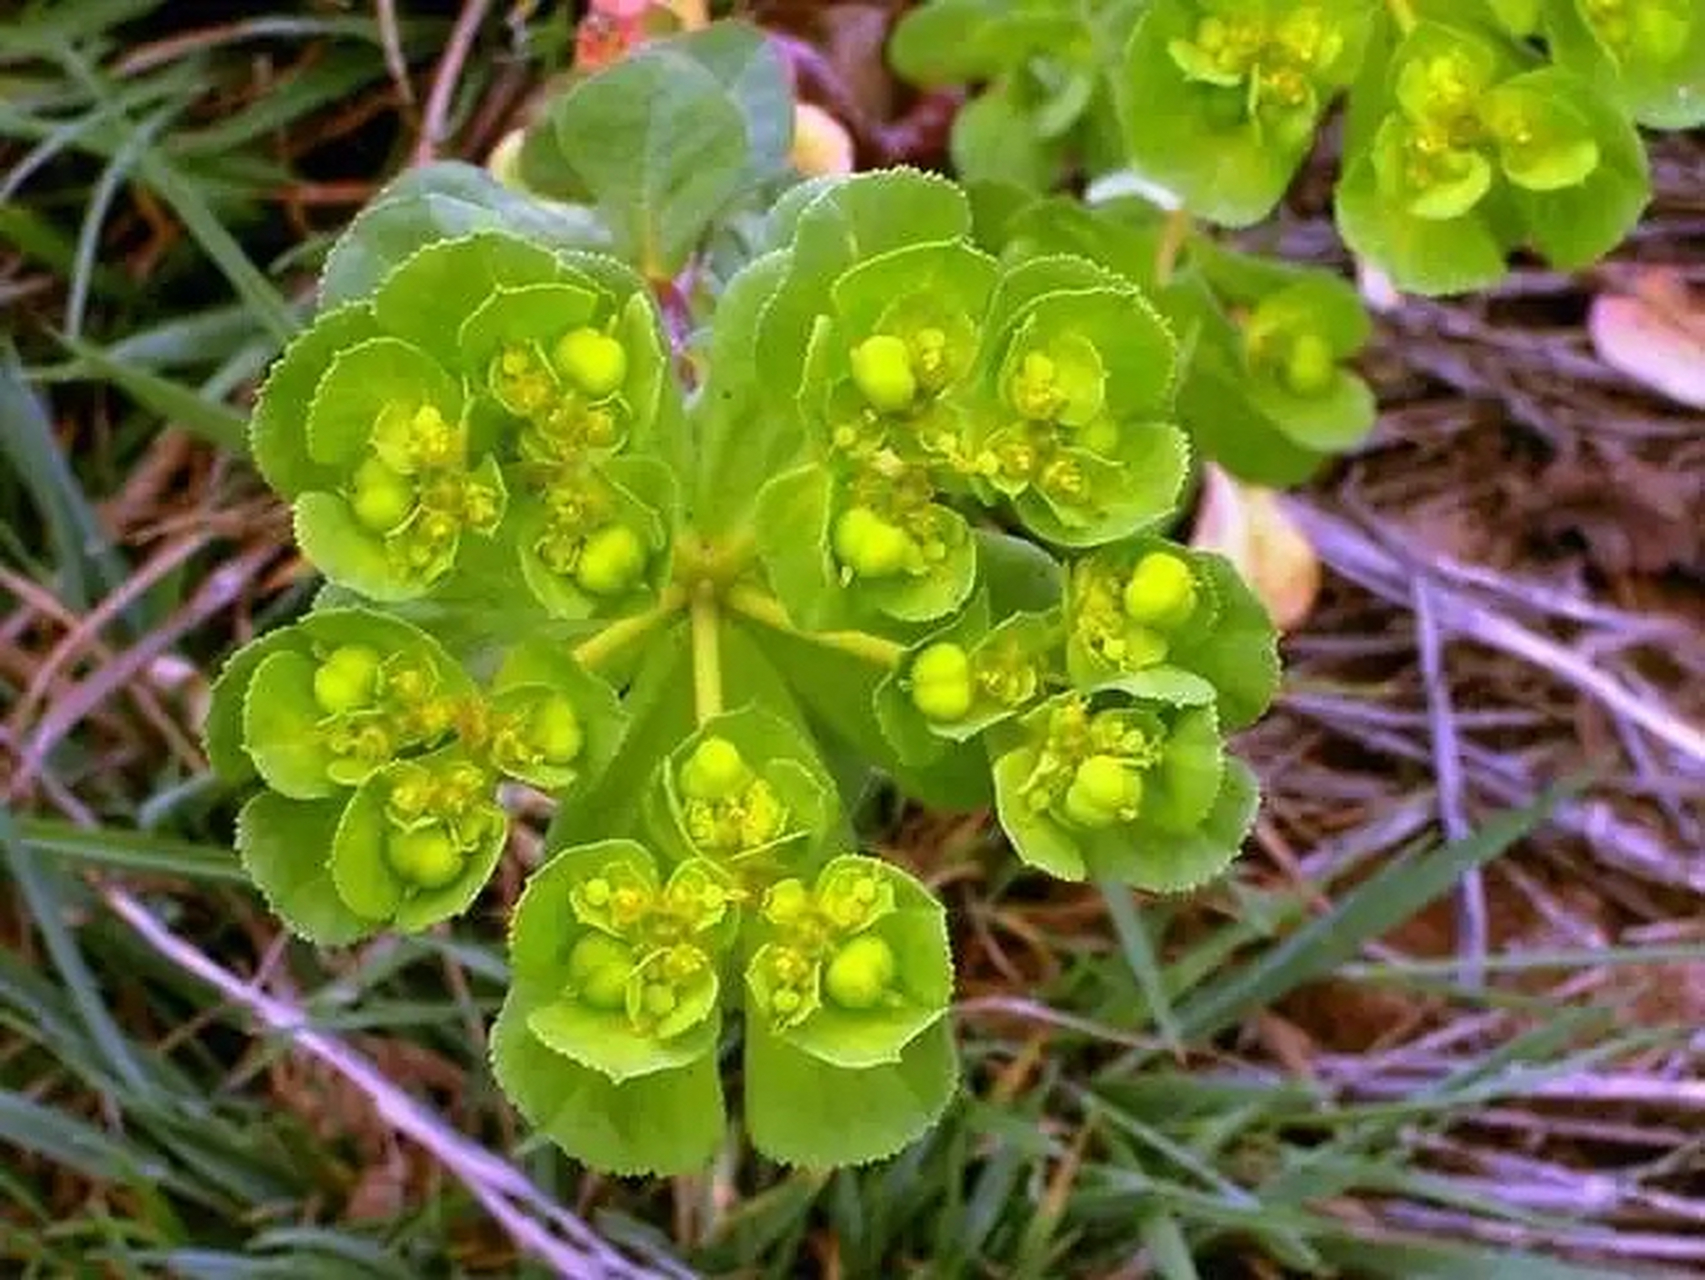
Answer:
791, 103, 854, 177
1191, 464, 1321, 632
1588, 276, 1705, 410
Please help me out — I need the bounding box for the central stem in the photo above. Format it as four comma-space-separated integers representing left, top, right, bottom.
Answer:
689, 580, 723, 727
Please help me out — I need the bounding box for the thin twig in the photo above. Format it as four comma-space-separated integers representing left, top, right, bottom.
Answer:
7, 545, 278, 799
101, 884, 683, 1280
1411, 578, 1485, 988
375, 0, 416, 106
414, 0, 493, 163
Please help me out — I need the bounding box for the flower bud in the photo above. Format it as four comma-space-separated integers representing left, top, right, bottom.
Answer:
679, 736, 751, 801
349, 456, 414, 533
1282, 332, 1335, 396
849, 334, 918, 413
908, 642, 974, 722
1061, 754, 1143, 828
823, 934, 898, 1010
387, 825, 466, 890
553, 328, 628, 399
313, 645, 382, 715
567, 933, 634, 1010
574, 523, 647, 596
1122, 552, 1197, 629
832, 506, 913, 579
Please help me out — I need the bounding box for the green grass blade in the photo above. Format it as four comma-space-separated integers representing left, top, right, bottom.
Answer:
58, 335, 249, 452
15, 818, 247, 883
0, 342, 129, 614
1175, 794, 1558, 1042
0, 807, 156, 1097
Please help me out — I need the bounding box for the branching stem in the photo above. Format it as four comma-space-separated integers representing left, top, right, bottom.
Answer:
690, 581, 724, 726
1385, 0, 1417, 34
572, 585, 686, 669
725, 583, 905, 669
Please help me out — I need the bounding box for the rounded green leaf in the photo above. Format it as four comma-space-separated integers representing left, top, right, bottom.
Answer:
205, 628, 300, 783
744, 1016, 958, 1168
504, 839, 725, 1083
329, 748, 506, 931
369, 229, 575, 365
238, 792, 379, 944
490, 642, 630, 793
744, 855, 953, 1070
250, 304, 382, 497
992, 744, 1089, 880
1542, 0, 1705, 129
1335, 149, 1509, 296
1500, 68, 1651, 269
491, 996, 725, 1176
305, 337, 463, 473
1080, 755, 1259, 891
242, 650, 340, 799
1484, 81, 1601, 191
294, 492, 441, 602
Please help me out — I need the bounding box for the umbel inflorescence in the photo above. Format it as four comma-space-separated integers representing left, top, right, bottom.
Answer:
208, 13, 1292, 1171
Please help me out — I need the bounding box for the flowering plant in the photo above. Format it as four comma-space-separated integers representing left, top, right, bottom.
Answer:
209, 20, 1280, 1174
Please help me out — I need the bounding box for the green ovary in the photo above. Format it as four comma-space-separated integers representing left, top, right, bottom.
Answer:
349, 457, 414, 533
1123, 552, 1198, 628
824, 934, 898, 1010
1062, 754, 1144, 828
1282, 332, 1335, 395
909, 642, 974, 722
574, 523, 648, 596
850, 334, 919, 414
553, 328, 628, 399
387, 825, 466, 890
492, 693, 583, 777
313, 645, 382, 715
833, 505, 917, 579
567, 934, 635, 1010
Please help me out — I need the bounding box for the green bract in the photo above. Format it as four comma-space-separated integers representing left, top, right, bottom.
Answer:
1121, 0, 1374, 227
900, 0, 1683, 302
211, 25, 1281, 1179
1338, 20, 1649, 294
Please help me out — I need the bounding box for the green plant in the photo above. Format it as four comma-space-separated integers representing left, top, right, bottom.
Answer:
204, 20, 1276, 1176
893, 0, 1700, 482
